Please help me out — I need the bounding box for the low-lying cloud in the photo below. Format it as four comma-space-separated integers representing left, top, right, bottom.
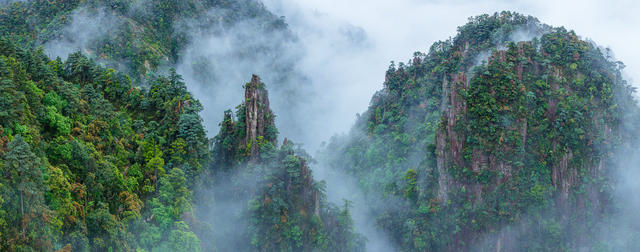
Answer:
43, 7, 123, 61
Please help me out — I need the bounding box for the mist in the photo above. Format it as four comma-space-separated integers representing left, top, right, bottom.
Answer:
607, 145, 640, 249
38, 0, 640, 152
175, 11, 308, 147
31, 1, 640, 160
175, 3, 379, 155
43, 7, 123, 61
314, 140, 397, 252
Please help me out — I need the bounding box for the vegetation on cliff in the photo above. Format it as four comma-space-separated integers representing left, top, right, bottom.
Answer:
205, 75, 365, 251
321, 11, 640, 251
0, 0, 288, 80
0, 1, 363, 251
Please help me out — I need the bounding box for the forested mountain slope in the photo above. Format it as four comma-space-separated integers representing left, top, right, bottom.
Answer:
0, 38, 207, 250
0, 0, 289, 80
321, 11, 640, 251
0, 0, 313, 149
2, 1, 640, 251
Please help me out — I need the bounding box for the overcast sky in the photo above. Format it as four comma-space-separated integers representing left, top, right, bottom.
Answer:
262, 0, 640, 145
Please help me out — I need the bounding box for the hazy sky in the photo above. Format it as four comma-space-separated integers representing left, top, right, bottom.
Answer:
262, 0, 640, 146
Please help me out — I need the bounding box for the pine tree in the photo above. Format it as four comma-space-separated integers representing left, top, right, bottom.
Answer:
1, 135, 57, 250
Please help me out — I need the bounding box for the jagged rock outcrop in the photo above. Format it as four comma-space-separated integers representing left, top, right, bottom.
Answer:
434, 31, 619, 249
437, 39, 611, 206
243, 74, 277, 160
211, 74, 278, 166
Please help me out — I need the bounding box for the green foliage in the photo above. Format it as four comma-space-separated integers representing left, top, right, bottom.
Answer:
168, 221, 200, 252
0, 35, 207, 250
242, 142, 365, 252
2, 1, 638, 250
43, 105, 71, 136
0, 135, 59, 250
404, 169, 418, 203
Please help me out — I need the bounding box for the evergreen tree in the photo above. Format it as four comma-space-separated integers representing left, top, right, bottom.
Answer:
0, 135, 58, 250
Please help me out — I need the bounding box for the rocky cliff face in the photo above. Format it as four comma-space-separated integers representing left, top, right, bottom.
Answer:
433, 31, 625, 247
243, 74, 277, 161
211, 74, 278, 165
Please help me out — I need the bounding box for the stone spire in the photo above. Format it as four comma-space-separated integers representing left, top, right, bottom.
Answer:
243, 74, 276, 160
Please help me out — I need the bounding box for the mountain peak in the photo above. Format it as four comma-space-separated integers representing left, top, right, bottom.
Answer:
243, 74, 277, 161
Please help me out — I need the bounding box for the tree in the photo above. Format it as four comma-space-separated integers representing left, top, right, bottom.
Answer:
1, 135, 58, 250
151, 168, 191, 229
168, 221, 200, 252
0, 57, 26, 127
139, 223, 161, 251
178, 113, 205, 155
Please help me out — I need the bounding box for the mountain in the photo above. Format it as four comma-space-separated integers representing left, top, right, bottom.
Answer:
205, 75, 364, 251
0, 0, 360, 251
321, 11, 640, 251
0, 0, 318, 150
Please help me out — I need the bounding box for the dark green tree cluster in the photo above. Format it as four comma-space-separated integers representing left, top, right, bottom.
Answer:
322, 11, 640, 251
206, 76, 365, 252
245, 142, 365, 252
0, 37, 207, 251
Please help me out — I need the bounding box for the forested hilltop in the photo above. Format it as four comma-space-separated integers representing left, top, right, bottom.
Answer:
322, 11, 640, 251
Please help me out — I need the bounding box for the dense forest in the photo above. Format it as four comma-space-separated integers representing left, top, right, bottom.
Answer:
0, 0, 639, 252
0, 36, 208, 250
0, 0, 299, 251
0, 1, 362, 251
